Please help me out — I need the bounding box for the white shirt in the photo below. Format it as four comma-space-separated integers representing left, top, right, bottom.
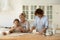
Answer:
33, 16, 48, 32
20, 20, 30, 31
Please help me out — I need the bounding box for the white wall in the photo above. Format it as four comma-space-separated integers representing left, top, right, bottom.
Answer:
0, 11, 19, 27
0, 0, 22, 27
22, 0, 60, 5
53, 5, 60, 28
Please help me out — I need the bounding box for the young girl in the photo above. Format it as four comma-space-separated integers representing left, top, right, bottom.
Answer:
19, 13, 30, 33
3, 19, 24, 35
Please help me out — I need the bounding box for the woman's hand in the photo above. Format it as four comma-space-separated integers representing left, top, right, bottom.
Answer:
29, 30, 33, 33
37, 28, 47, 35
36, 31, 44, 35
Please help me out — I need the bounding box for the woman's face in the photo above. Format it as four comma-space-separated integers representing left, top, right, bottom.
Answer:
37, 14, 43, 18
19, 15, 25, 22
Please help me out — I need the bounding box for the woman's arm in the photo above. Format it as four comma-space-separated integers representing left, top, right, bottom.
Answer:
29, 26, 36, 33
27, 21, 30, 32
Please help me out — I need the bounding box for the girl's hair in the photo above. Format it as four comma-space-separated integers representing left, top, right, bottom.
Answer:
35, 8, 44, 15
13, 19, 19, 23
20, 13, 26, 17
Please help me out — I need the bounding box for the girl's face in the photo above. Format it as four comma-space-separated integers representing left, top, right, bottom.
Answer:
19, 15, 25, 22
14, 21, 19, 26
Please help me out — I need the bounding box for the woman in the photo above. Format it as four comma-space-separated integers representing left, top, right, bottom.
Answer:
30, 8, 48, 35
19, 13, 30, 33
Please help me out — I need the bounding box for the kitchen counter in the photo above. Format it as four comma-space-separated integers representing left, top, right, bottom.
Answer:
0, 28, 60, 40
0, 33, 60, 40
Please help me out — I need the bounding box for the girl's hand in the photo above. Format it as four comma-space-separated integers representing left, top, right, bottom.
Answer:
3, 32, 7, 35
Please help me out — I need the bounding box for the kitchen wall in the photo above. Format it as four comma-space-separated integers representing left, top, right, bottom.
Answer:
53, 5, 60, 28
0, 0, 22, 27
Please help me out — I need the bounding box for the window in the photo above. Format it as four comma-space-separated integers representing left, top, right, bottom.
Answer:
22, 5, 29, 19
22, 5, 52, 24
22, 5, 45, 20
47, 6, 52, 28
39, 6, 44, 11
30, 5, 37, 19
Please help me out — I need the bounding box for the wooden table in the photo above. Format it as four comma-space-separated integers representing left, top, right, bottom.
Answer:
0, 33, 60, 40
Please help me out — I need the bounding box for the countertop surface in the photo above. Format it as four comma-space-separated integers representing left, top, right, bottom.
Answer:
0, 28, 60, 40
0, 33, 60, 40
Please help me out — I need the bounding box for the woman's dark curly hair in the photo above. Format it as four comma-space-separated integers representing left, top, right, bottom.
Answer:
35, 8, 44, 15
